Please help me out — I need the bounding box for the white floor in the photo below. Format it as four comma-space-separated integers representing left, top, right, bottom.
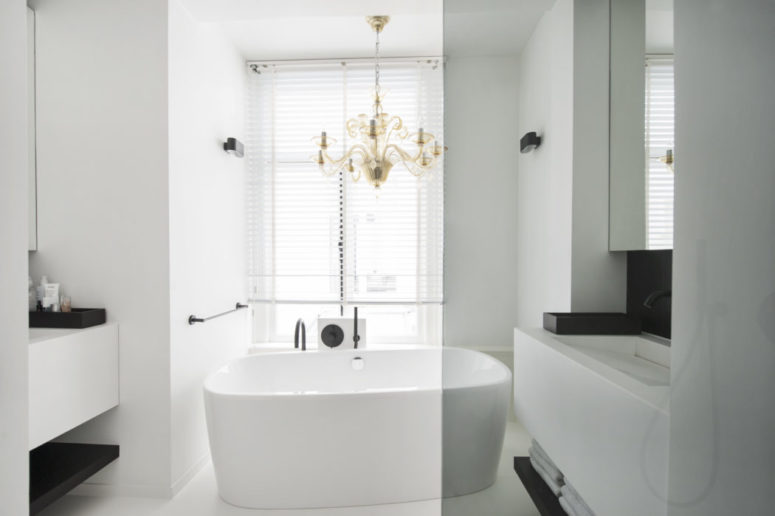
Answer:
39, 422, 540, 516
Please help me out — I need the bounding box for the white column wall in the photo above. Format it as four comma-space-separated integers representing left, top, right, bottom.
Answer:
168, 0, 250, 491
0, 0, 31, 513
516, 0, 575, 328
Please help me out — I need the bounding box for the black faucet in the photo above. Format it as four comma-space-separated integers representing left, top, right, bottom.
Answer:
353, 307, 360, 349
643, 290, 672, 309
294, 318, 306, 351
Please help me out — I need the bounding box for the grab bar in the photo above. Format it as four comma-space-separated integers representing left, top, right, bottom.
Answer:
188, 302, 248, 325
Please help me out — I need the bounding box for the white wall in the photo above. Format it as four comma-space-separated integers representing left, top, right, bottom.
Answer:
29, 0, 172, 495
0, 0, 30, 513
443, 55, 520, 351
516, 0, 626, 329
669, 1, 775, 514
516, 0, 574, 328
168, 0, 249, 490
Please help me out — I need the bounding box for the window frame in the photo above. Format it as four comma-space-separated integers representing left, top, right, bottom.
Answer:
246, 58, 445, 346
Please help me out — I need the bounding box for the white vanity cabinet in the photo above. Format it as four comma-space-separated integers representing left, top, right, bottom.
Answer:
514, 328, 669, 516
28, 324, 119, 450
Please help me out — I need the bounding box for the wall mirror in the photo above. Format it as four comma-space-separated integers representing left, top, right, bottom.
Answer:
609, 0, 674, 250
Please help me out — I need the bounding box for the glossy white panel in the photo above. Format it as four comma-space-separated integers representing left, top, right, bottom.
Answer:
669, 1, 775, 514
29, 324, 119, 450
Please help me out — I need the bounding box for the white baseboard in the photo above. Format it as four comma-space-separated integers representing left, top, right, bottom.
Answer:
68, 454, 210, 499
69, 481, 172, 499
171, 453, 210, 496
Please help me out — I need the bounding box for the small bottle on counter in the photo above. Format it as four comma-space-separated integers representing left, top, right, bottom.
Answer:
28, 276, 36, 311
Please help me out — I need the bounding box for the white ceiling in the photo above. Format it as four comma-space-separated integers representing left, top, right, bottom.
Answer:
178, 0, 443, 60
443, 0, 554, 57
178, 0, 553, 61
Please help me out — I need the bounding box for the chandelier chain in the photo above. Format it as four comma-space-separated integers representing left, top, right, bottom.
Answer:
375, 29, 380, 117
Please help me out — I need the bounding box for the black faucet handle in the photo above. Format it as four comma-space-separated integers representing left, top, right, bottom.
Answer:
353, 307, 360, 349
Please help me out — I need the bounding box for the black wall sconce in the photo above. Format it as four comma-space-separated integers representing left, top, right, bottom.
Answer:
223, 137, 244, 158
520, 132, 541, 153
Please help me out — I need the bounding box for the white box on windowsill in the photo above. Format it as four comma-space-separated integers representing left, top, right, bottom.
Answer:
317, 317, 366, 350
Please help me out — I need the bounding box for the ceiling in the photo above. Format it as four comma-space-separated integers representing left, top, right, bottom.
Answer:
443, 0, 554, 57
178, 0, 553, 61
178, 0, 442, 60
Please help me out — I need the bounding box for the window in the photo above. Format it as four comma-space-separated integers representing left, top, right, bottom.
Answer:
246, 59, 444, 345
645, 56, 674, 249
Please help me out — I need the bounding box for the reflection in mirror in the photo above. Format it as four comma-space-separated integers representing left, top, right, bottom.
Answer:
609, 0, 674, 250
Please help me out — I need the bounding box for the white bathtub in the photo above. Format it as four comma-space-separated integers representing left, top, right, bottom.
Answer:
442, 348, 512, 497
204, 347, 511, 509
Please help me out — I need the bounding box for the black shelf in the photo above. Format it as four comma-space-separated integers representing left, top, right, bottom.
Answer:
514, 456, 566, 516
29, 308, 106, 329
30, 442, 119, 515
543, 312, 641, 335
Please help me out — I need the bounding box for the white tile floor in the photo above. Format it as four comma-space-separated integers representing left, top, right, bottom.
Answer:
39, 422, 540, 516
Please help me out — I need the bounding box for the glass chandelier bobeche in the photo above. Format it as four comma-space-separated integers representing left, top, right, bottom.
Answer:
313, 15, 443, 189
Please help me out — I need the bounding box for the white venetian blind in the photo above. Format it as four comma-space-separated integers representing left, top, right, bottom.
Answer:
247, 59, 444, 313
645, 56, 675, 249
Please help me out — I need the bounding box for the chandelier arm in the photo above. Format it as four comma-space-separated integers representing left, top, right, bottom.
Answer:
346, 118, 362, 138
320, 149, 358, 176
383, 116, 405, 146
347, 144, 373, 162
406, 157, 438, 176
385, 143, 423, 164
320, 161, 347, 177
324, 144, 368, 165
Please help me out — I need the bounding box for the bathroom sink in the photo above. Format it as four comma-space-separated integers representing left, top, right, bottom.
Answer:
554, 333, 669, 387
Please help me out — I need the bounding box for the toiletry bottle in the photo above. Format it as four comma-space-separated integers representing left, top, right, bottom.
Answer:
36, 275, 48, 304
28, 276, 36, 311
45, 283, 60, 312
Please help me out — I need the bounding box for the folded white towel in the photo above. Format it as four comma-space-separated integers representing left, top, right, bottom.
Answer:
559, 495, 579, 516
529, 445, 563, 485
530, 439, 560, 469
530, 457, 562, 496
561, 484, 595, 516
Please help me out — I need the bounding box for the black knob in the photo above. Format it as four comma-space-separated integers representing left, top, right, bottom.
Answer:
321, 324, 345, 348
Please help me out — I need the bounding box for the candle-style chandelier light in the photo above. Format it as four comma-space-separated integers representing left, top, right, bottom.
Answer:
312, 15, 443, 189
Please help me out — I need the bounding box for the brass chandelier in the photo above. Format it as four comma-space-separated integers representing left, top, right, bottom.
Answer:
313, 15, 443, 189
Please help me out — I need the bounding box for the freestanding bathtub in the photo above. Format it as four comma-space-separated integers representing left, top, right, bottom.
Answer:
204, 347, 511, 509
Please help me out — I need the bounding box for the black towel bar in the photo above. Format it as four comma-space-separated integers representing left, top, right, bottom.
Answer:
188, 302, 248, 325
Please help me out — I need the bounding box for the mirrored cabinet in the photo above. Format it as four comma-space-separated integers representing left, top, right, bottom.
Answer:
609, 0, 674, 251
